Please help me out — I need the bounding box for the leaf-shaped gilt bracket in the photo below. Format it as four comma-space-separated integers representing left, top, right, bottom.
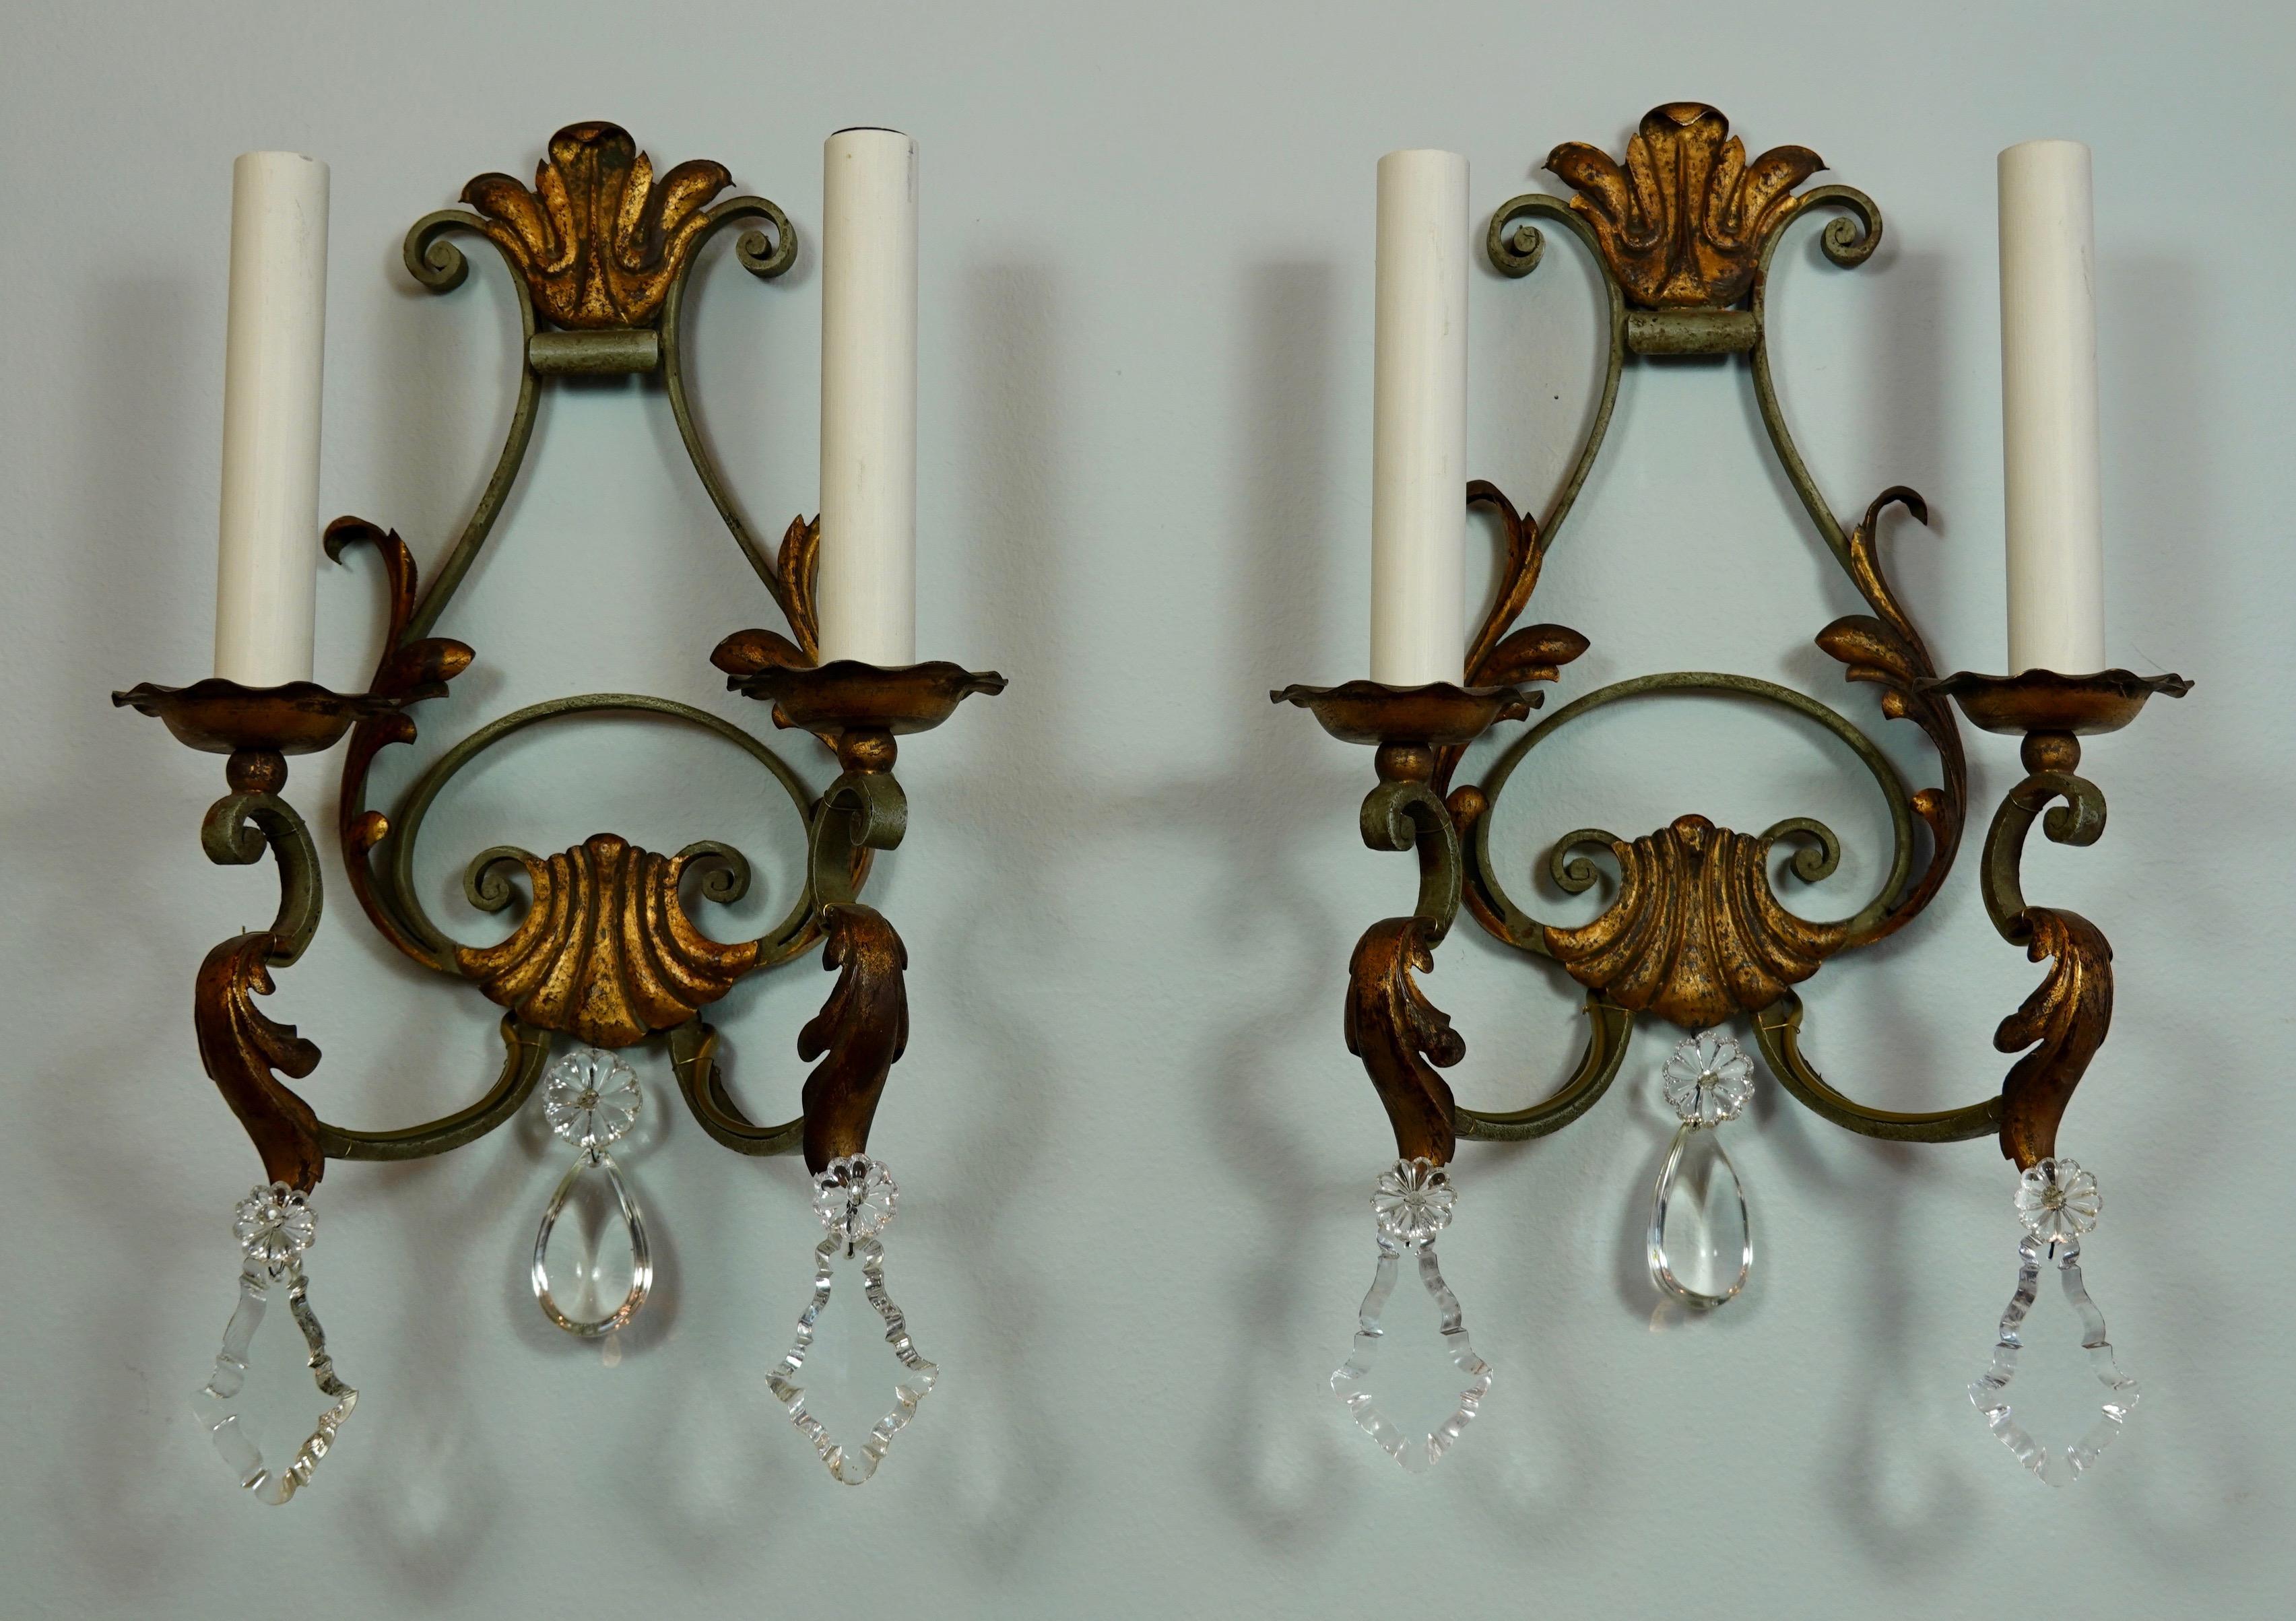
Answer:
1286, 104, 2184, 1169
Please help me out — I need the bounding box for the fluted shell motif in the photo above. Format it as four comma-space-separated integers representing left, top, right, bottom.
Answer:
457, 834, 759, 1048
1543, 815, 1845, 1029
461, 122, 732, 329
1546, 102, 1823, 309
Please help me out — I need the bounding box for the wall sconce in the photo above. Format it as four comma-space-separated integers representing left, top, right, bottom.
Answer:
1278, 104, 2187, 1483
116, 121, 1002, 1500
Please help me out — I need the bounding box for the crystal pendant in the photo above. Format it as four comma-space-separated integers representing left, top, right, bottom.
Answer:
767, 1156, 938, 1484
190, 1183, 357, 1504
531, 1048, 652, 1337
1648, 1030, 1754, 1309
1650, 1123, 1751, 1308
1969, 1158, 2138, 1485
1330, 1158, 1493, 1472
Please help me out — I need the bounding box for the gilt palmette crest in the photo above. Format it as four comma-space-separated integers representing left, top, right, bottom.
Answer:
1546, 102, 1823, 308
461, 122, 731, 329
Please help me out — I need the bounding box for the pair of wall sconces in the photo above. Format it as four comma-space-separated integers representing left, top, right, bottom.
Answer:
118, 104, 2184, 1505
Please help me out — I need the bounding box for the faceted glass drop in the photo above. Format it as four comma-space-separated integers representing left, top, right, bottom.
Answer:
1649, 1122, 1750, 1309
1330, 1158, 1493, 1472
531, 1152, 651, 1337
191, 1186, 356, 1506
1971, 1169, 2139, 1486
766, 1233, 938, 1485
1331, 1237, 1493, 1472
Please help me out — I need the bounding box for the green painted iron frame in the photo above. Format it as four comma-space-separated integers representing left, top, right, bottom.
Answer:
1278, 103, 2188, 1174
115, 123, 1002, 1195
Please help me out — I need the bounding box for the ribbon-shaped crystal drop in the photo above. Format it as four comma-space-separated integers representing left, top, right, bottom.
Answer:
191, 1183, 358, 1504
1330, 1158, 1493, 1472
1969, 1158, 2139, 1484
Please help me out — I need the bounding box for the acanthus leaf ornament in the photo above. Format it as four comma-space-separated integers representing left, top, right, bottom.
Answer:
325, 516, 475, 969
196, 934, 327, 1193
462, 122, 733, 330
1345, 916, 1466, 1166
1996, 908, 2113, 1170
775, 513, 822, 662
798, 904, 910, 1174
1547, 102, 1823, 309
1812, 488, 1967, 945
1479, 623, 1591, 690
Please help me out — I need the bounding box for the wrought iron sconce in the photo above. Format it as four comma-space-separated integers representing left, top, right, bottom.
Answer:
1277, 104, 2188, 1482
116, 122, 1002, 1500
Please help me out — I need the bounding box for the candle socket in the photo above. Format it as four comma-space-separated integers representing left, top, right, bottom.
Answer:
1921, 667, 2193, 739
112, 678, 430, 758
1271, 680, 1535, 750
715, 643, 1008, 746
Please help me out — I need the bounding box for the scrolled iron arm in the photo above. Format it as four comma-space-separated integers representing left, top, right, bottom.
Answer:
660, 194, 814, 628
1745, 763, 2117, 1154
1979, 762, 2115, 1167
671, 746, 915, 1166
191, 767, 556, 1185
1480, 196, 1628, 562
193, 780, 330, 1190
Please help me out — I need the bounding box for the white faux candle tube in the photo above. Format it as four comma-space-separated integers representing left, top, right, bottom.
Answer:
1998, 139, 2105, 675
1370, 150, 1468, 687
816, 128, 919, 667
214, 152, 329, 686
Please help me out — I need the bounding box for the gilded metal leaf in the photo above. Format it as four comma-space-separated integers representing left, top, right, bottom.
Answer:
1997, 908, 2113, 1168
1345, 916, 1466, 1164
797, 904, 910, 1172
195, 934, 326, 1191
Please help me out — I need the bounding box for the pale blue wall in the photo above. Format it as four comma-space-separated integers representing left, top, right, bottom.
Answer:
3, 1, 2289, 1616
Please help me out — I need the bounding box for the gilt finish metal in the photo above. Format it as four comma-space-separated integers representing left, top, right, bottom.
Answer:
119, 123, 995, 1191
1286, 103, 2183, 1174
1934, 670, 2188, 1166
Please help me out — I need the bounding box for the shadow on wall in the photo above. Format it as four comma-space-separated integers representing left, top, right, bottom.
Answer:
48, 274, 217, 1591
2085, 251, 2264, 1554
1195, 260, 1359, 1542
901, 257, 1073, 1556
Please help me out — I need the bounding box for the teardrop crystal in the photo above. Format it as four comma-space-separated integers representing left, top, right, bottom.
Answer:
531, 1150, 652, 1337
1649, 1122, 1750, 1309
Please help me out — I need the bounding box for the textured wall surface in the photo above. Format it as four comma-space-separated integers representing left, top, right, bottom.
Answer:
3, 3, 2290, 1616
